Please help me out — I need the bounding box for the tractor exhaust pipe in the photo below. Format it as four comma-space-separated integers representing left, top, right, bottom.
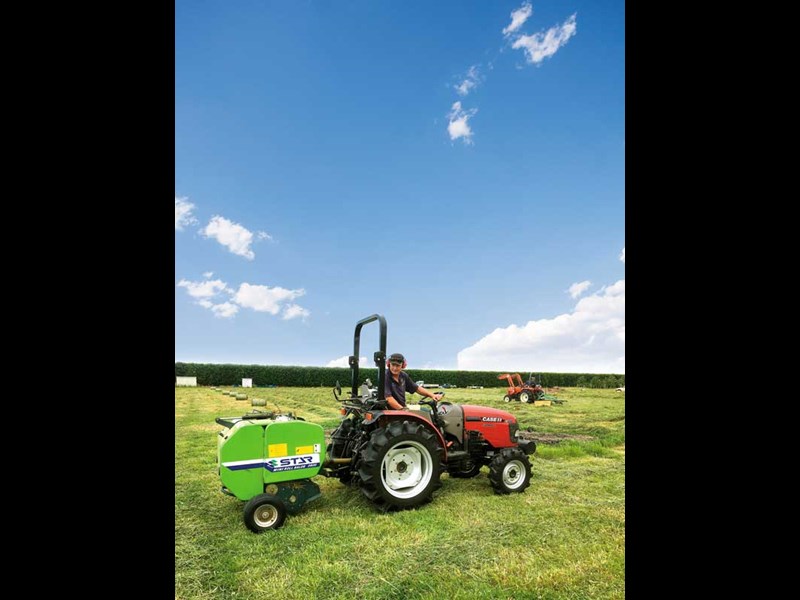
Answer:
323, 457, 353, 466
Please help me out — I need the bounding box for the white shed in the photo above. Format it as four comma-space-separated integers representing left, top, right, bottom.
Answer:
242, 378, 253, 388
176, 376, 197, 387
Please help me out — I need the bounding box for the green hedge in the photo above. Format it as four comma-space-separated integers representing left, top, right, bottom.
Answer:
175, 363, 625, 389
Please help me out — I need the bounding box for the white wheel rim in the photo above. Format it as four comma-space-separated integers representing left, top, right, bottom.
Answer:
381, 441, 433, 499
253, 504, 278, 527
502, 459, 526, 489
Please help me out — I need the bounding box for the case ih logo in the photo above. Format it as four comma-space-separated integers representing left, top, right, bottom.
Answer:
481, 417, 504, 422
265, 453, 321, 472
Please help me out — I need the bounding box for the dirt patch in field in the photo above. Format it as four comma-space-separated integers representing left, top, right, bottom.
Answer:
517, 431, 595, 444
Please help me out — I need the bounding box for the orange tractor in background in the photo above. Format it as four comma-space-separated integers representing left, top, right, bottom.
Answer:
498, 373, 546, 403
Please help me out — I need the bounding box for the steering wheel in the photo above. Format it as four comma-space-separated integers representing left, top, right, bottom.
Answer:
420, 392, 444, 410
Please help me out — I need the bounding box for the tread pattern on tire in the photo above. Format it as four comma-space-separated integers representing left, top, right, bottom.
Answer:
357, 419, 442, 510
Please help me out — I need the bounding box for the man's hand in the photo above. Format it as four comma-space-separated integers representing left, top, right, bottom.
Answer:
386, 396, 403, 410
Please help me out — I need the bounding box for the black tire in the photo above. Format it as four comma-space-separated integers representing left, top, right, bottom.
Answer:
503, 395, 511, 403
488, 448, 532, 495
358, 420, 442, 509
243, 494, 287, 532
448, 458, 482, 478
520, 391, 532, 403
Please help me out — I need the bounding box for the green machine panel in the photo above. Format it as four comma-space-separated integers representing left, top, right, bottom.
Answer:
218, 418, 326, 500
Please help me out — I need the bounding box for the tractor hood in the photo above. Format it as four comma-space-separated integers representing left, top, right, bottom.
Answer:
460, 405, 516, 423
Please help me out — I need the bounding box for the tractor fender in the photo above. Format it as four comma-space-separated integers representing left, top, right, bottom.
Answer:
369, 410, 448, 461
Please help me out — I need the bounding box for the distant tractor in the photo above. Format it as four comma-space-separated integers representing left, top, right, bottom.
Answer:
498, 373, 545, 404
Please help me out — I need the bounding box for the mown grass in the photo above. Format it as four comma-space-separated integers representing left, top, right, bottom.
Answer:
176, 386, 625, 599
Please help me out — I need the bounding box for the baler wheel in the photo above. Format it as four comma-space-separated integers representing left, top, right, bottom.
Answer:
243, 494, 287, 533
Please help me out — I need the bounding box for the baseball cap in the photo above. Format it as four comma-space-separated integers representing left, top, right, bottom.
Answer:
388, 353, 405, 364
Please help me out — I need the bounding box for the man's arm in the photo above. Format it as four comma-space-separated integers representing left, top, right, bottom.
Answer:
416, 385, 440, 401
384, 378, 403, 409
385, 395, 404, 410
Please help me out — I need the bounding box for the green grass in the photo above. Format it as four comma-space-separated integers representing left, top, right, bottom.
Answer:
176, 386, 625, 599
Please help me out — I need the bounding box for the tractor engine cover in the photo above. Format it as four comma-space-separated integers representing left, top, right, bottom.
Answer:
435, 403, 464, 442
460, 405, 518, 449
217, 416, 326, 500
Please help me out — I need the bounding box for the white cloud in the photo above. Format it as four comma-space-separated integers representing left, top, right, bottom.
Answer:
178, 278, 237, 318
457, 279, 625, 373
233, 282, 306, 315
326, 355, 368, 368
179, 277, 310, 321
201, 216, 258, 260
447, 101, 477, 144
282, 304, 310, 321
455, 65, 481, 96
568, 280, 591, 299
209, 302, 239, 318
620, 247, 625, 263
503, 2, 533, 37
176, 278, 228, 298
511, 13, 577, 65
257, 231, 274, 241
175, 196, 198, 230
196, 298, 239, 318
202, 271, 214, 278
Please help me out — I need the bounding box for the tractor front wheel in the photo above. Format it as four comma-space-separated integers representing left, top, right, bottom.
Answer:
488, 448, 532, 494
358, 420, 442, 509
243, 494, 287, 532
503, 395, 511, 402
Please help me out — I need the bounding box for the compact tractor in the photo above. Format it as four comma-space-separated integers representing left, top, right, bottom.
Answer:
498, 373, 546, 403
215, 314, 536, 532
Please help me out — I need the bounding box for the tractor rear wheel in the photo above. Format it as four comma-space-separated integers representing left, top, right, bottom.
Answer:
488, 448, 532, 494
520, 391, 532, 403
358, 420, 442, 509
243, 493, 287, 532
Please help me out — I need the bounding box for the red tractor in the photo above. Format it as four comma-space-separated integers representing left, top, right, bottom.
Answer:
498, 373, 546, 403
323, 314, 536, 510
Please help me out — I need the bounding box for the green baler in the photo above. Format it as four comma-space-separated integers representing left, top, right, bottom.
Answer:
216, 411, 326, 532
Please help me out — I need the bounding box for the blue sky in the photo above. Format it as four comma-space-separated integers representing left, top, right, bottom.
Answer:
175, 1, 624, 374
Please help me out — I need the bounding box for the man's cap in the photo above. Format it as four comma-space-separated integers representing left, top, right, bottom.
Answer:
388, 353, 405, 364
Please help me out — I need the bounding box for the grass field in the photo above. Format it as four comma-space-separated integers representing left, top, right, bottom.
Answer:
176, 386, 625, 599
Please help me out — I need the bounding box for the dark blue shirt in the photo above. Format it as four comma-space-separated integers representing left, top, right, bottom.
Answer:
384, 370, 419, 407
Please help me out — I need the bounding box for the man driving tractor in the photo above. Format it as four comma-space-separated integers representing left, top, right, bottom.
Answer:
384, 352, 441, 410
